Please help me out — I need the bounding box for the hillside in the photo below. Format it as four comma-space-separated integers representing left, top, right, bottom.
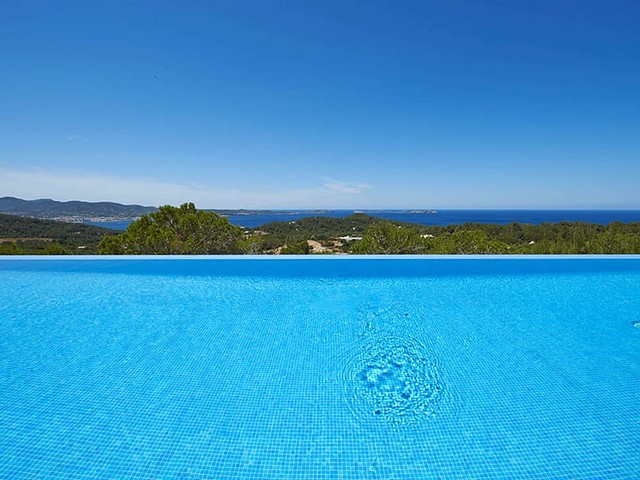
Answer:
256, 213, 416, 251
255, 215, 640, 254
0, 196, 156, 221
0, 213, 118, 254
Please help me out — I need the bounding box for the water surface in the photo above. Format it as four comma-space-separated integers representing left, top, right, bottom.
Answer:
1, 257, 639, 478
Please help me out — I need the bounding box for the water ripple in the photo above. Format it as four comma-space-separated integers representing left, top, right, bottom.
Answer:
342, 335, 444, 424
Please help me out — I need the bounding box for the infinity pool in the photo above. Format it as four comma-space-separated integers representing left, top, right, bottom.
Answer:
1, 256, 639, 479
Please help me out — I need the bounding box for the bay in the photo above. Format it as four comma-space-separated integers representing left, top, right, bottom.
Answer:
86, 210, 640, 231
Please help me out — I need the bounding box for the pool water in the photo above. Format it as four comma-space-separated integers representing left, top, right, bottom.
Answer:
1, 256, 639, 479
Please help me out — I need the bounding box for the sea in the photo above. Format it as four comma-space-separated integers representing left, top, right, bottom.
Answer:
86, 210, 640, 231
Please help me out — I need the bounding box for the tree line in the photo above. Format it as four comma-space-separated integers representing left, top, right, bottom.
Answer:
350, 221, 640, 254
98, 204, 640, 255
0, 213, 116, 254
2, 204, 639, 255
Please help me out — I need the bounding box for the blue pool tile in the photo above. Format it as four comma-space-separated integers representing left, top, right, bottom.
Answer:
0, 257, 639, 478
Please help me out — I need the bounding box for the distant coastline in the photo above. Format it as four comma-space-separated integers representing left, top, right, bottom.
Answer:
87, 209, 640, 231
5, 198, 640, 231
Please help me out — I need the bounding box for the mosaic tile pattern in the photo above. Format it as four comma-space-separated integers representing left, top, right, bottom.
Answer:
0, 258, 639, 478
341, 335, 445, 424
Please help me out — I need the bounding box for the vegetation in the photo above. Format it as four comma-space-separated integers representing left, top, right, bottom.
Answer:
0, 196, 155, 218
280, 240, 311, 254
0, 213, 116, 254
351, 220, 640, 254
257, 213, 384, 251
256, 215, 640, 254
98, 203, 246, 254
351, 223, 510, 254
3, 205, 639, 255
351, 221, 426, 254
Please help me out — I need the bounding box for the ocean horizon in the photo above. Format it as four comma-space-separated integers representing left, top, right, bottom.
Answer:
86, 209, 640, 231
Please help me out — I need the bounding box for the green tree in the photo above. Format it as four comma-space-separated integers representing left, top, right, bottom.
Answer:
586, 231, 640, 254
43, 243, 71, 255
98, 203, 244, 254
351, 221, 426, 254
237, 235, 265, 254
432, 230, 509, 254
0, 242, 24, 255
280, 240, 310, 254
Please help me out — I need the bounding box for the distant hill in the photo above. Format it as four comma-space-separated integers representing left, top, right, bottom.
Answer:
0, 213, 118, 254
256, 213, 396, 251
0, 196, 156, 221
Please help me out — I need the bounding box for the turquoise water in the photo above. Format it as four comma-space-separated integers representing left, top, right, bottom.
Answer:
1, 257, 639, 479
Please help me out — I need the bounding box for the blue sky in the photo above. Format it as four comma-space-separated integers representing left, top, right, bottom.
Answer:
1, 0, 639, 208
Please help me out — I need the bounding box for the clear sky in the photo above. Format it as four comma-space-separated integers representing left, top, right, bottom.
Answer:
1, 0, 639, 209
